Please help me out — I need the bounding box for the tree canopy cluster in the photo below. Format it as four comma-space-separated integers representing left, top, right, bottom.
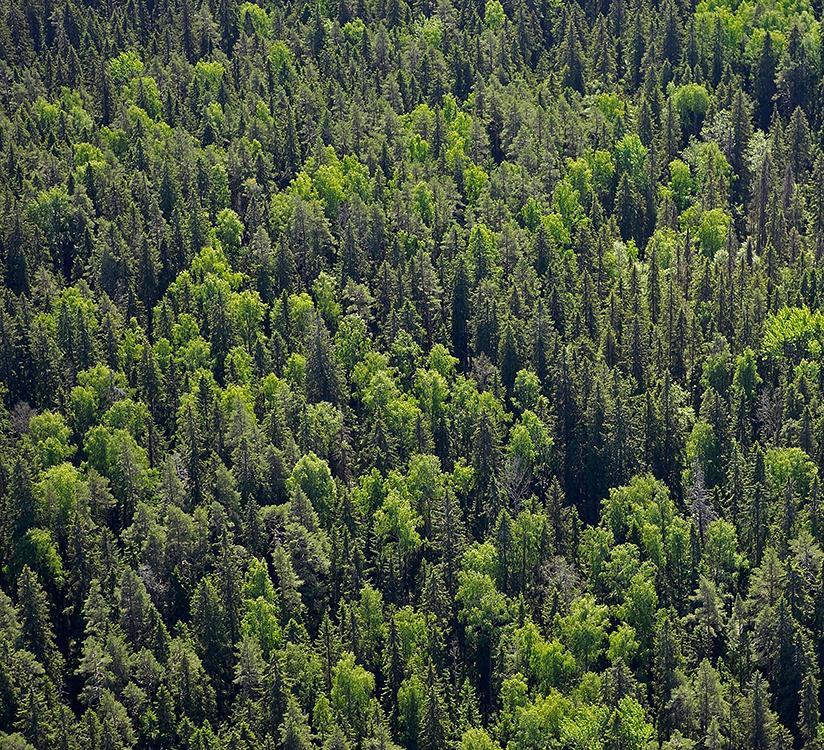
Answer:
1, 0, 824, 747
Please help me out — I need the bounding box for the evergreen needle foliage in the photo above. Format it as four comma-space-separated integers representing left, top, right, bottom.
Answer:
0, 0, 823, 748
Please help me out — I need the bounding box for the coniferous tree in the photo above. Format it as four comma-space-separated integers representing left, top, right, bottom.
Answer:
0, 0, 821, 746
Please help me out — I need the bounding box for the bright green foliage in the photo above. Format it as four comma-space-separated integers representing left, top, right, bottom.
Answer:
763, 306, 824, 361
26, 412, 74, 468
331, 652, 375, 737
0, 0, 822, 747
696, 209, 731, 257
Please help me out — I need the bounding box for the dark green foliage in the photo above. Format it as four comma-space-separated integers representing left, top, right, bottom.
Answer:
0, 0, 823, 747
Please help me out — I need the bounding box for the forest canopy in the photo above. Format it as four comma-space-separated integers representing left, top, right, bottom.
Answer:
0, 0, 823, 748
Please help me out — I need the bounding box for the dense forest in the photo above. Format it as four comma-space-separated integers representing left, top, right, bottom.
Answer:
0, 0, 824, 747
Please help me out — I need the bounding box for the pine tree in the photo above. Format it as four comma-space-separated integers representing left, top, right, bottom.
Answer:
280, 694, 313, 750
799, 666, 820, 746
753, 32, 777, 130
472, 403, 502, 535
729, 89, 752, 205
748, 672, 774, 750
616, 173, 638, 244
652, 615, 681, 738
749, 444, 767, 565
4, 215, 29, 295
419, 662, 446, 750
190, 576, 231, 703
451, 256, 471, 368
561, 13, 586, 93
498, 318, 521, 394
306, 316, 342, 404
18, 566, 63, 682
